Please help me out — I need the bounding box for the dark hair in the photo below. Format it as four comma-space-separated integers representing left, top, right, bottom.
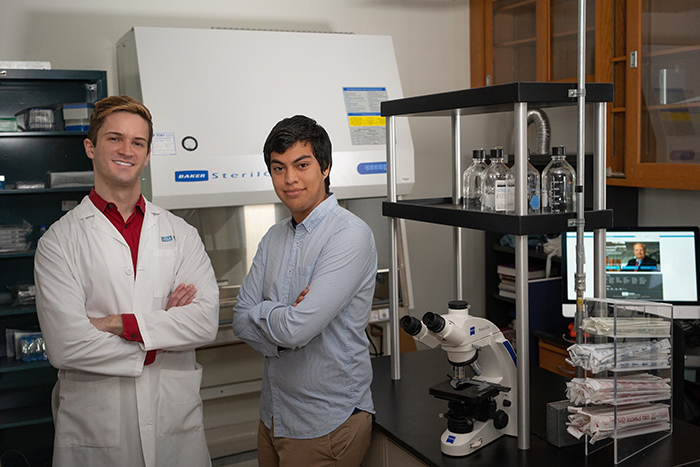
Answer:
263, 115, 332, 193
87, 95, 154, 149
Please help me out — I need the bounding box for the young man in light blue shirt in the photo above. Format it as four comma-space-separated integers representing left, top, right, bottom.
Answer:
233, 115, 377, 467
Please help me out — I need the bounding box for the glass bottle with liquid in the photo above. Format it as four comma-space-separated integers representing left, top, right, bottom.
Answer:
462, 148, 488, 210
481, 147, 509, 213
541, 145, 576, 213
506, 149, 540, 214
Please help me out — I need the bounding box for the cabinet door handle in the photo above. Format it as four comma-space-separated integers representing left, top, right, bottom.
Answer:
630, 51, 638, 68
557, 365, 576, 376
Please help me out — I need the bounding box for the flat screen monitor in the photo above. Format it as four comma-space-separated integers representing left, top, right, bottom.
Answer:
561, 226, 700, 318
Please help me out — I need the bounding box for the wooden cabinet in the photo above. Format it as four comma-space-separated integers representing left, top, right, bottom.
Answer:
607, 0, 700, 189
471, 0, 700, 190
538, 337, 576, 377
471, 0, 610, 86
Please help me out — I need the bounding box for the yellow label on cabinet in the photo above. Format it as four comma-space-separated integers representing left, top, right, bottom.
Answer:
348, 116, 386, 127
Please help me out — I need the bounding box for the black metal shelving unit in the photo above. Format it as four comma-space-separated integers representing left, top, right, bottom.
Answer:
0, 68, 106, 465
381, 81, 614, 451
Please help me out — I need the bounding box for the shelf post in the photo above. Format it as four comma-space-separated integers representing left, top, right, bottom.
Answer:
593, 102, 607, 298
452, 114, 464, 300
574, 0, 588, 381
514, 102, 530, 450
386, 115, 401, 380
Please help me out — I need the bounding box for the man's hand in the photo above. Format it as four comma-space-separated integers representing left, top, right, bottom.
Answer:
166, 283, 197, 310
89, 315, 124, 336
293, 285, 309, 307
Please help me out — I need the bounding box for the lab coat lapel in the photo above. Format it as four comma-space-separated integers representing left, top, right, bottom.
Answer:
76, 196, 128, 246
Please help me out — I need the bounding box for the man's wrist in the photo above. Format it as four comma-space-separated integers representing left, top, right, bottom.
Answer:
108, 314, 125, 335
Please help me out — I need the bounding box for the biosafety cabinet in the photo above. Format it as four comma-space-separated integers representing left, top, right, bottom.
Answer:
117, 27, 415, 209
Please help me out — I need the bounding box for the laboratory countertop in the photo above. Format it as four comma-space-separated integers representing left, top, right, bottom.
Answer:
370, 348, 700, 467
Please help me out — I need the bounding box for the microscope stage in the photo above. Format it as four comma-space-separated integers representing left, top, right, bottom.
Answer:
429, 379, 511, 404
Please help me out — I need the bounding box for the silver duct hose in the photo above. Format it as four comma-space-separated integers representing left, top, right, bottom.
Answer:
527, 109, 551, 155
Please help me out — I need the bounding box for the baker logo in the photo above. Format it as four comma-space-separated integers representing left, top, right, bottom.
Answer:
175, 170, 209, 182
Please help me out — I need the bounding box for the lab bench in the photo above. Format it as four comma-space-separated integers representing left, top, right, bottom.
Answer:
364, 348, 700, 467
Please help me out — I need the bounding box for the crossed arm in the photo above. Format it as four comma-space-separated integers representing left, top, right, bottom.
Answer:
89, 283, 198, 335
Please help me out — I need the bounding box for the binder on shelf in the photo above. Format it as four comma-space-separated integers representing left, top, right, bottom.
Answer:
497, 263, 546, 279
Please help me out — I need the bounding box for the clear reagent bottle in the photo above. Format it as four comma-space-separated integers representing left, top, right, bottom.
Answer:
481, 147, 509, 213
506, 149, 541, 214
462, 148, 488, 210
541, 145, 576, 213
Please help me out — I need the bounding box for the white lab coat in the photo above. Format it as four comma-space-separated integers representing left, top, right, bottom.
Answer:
34, 196, 219, 467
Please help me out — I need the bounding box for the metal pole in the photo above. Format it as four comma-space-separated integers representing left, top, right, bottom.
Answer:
593, 103, 607, 299
387, 116, 401, 380
514, 102, 530, 450
574, 0, 587, 352
452, 115, 463, 300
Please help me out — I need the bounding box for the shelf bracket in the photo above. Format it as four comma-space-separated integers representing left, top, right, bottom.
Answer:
568, 88, 586, 98
567, 218, 585, 228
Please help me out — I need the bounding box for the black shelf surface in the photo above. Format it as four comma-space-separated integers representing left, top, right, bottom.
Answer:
381, 82, 614, 117
0, 249, 35, 259
0, 305, 36, 317
0, 68, 106, 81
0, 404, 52, 429
383, 198, 613, 235
0, 357, 52, 373
0, 131, 87, 138
0, 186, 91, 195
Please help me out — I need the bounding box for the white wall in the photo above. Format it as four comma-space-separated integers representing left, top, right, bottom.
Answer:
639, 188, 700, 228
1, 0, 478, 318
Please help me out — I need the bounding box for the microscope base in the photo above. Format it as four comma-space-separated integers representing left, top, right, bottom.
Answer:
440, 419, 509, 457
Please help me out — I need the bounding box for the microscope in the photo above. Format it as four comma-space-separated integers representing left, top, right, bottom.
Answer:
400, 300, 518, 456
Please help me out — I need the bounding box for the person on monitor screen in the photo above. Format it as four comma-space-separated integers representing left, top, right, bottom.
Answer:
232, 115, 376, 467
626, 242, 658, 271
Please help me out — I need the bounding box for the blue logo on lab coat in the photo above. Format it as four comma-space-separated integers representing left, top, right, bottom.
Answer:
175, 170, 209, 182
161, 236, 173, 242
470, 326, 475, 336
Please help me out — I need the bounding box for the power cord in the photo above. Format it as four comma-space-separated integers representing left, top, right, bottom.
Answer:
0, 449, 31, 467
366, 328, 382, 357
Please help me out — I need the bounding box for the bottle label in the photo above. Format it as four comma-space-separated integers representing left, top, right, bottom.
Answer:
495, 180, 507, 212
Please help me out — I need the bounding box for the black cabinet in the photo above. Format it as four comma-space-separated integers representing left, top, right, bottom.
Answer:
0, 68, 106, 465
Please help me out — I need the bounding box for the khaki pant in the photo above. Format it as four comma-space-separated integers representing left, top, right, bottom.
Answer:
257, 411, 373, 467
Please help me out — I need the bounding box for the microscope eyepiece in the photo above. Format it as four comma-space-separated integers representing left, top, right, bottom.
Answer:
422, 312, 445, 333
400, 315, 423, 336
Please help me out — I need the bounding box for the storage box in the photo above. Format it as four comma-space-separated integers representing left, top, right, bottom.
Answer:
62, 102, 94, 121
0, 117, 18, 132
546, 400, 583, 447
64, 118, 90, 131
14, 107, 55, 131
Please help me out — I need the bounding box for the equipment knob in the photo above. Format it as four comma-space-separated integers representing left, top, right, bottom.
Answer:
493, 410, 509, 430
502, 399, 512, 407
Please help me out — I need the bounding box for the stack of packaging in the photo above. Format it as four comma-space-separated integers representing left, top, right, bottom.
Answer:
62, 102, 94, 131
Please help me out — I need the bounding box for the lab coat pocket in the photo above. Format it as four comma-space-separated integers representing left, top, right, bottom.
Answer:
53, 376, 120, 448
153, 249, 177, 298
156, 364, 204, 438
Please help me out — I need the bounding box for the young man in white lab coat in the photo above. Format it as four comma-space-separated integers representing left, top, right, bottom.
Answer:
34, 95, 219, 467
233, 115, 376, 467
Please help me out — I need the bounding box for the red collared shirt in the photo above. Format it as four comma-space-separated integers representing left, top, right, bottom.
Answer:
89, 188, 156, 365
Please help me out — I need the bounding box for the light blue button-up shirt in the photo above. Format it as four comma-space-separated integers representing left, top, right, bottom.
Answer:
233, 194, 376, 438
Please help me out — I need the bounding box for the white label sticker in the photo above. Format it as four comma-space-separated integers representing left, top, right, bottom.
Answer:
152, 132, 177, 156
